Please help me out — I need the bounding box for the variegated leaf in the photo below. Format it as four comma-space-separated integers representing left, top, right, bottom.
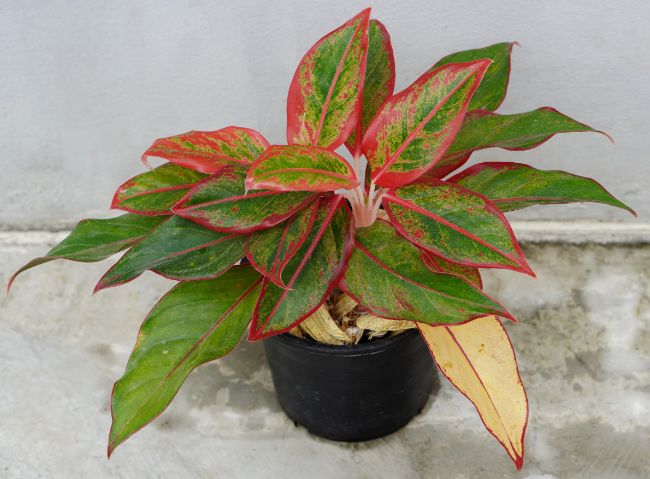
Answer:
340, 220, 514, 324
419, 316, 528, 469
108, 267, 262, 456
427, 107, 608, 179
246, 197, 321, 287
383, 181, 533, 274
249, 196, 354, 340
173, 165, 317, 233
95, 216, 246, 291
450, 162, 635, 214
8, 214, 165, 291
112, 164, 207, 215
432, 42, 516, 111
246, 145, 358, 192
287, 9, 370, 149
362, 60, 491, 188
141, 126, 269, 174
346, 19, 395, 155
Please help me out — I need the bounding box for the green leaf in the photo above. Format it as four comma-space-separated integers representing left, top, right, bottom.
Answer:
340, 220, 513, 324
249, 196, 354, 339
287, 9, 370, 149
95, 216, 247, 291
432, 42, 516, 111
112, 163, 207, 215
8, 214, 165, 291
246, 145, 358, 192
450, 162, 635, 214
108, 266, 262, 456
346, 19, 395, 155
362, 60, 491, 188
383, 181, 533, 274
421, 251, 483, 288
429, 107, 608, 178
246, 198, 321, 287
141, 126, 270, 174
173, 165, 317, 233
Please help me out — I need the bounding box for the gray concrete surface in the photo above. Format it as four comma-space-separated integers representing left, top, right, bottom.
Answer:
1, 0, 648, 228
1, 232, 649, 478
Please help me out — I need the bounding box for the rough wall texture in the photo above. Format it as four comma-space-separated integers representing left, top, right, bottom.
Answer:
1, 235, 649, 478
1, 0, 647, 228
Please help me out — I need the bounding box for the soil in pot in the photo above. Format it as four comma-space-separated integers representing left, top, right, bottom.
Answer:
263, 329, 439, 442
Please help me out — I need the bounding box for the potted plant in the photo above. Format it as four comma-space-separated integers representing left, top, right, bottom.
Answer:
9, 8, 634, 470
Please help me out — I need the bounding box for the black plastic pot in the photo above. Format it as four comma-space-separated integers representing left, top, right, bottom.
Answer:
263, 329, 438, 442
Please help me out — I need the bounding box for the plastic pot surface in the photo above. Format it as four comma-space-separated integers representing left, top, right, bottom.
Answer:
263, 329, 438, 442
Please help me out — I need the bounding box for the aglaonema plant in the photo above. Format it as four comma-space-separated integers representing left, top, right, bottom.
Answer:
9, 8, 634, 470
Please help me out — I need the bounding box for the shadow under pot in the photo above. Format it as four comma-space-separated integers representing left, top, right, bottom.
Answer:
263, 329, 438, 442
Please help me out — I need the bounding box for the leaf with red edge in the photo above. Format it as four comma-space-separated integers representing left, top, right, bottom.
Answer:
249, 196, 354, 340
8, 214, 165, 292
346, 19, 395, 156
173, 165, 317, 234
418, 316, 528, 470
432, 42, 517, 112
383, 180, 533, 274
246, 197, 321, 287
449, 161, 635, 215
95, 216, 247, 291
426, 107, 609, 179
141, 126, 269, 174
108, 266, 262, 456
112, 164, 207, 215
340, 220, 513, 324
246, 145, 358, 192
287, 9, 370, 149
421, 251, 483, 289
362, 60, 491, 188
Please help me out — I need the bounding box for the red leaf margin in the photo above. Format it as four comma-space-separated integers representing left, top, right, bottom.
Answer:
339, 219, 517, 326
362, 59, 491, 189
286, 8, 371, 150
248, 195, 355, 341
171, 166, 319, 234
141, 126, 270, 174
244, 196, 322, 288
383, 180, 535, 276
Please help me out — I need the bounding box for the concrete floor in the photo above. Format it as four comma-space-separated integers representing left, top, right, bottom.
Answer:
1, 234, 649, 478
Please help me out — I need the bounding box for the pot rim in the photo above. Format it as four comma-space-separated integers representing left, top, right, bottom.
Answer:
264, 328, 420, 357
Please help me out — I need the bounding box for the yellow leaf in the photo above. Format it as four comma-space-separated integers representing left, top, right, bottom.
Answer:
418, 316, 528, 469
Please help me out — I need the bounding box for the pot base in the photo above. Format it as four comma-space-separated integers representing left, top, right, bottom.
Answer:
264, 329, 438, 442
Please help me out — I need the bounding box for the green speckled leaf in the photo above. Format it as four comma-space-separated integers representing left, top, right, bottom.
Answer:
141, 126, 269, 174
246, 198, 321, 287
450, 162, 635, 214
427, 107, 607, 179
112, 164, 207, 215
108, 267, 262, 456
249, 196, 354, 339
346, 19, 395, 155
246, 145, 357, 192
432, 42, 516, 111
8, 214, 165, 291
287, 9, 370, 149
173, 165, 316, 233
362, 60, 491, 188
383, 181, 533, 274
340, 220, 512, 324
95, 216, 247, 291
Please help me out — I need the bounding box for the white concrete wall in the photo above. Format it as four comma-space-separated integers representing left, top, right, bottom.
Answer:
2, 0, 648, 228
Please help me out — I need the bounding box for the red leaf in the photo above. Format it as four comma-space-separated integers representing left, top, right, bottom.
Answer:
141, 126, 269, 174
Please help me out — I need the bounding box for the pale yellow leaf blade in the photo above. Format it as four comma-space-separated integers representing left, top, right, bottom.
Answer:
418, 315, 528, 469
